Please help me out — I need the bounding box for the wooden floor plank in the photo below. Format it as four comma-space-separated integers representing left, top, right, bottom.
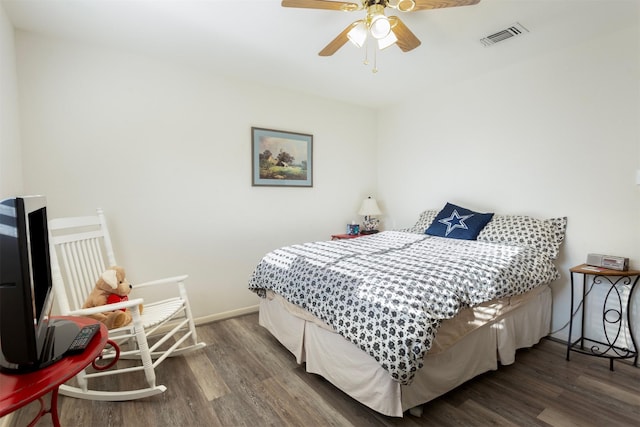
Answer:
576, 374, 640, 406
536, 407, 593, 427
183, 349, 231, 401
461, 397, 524, 426
5, 313, 639, 426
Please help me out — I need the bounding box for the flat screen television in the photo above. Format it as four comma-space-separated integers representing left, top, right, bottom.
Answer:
0, 195, 79, 372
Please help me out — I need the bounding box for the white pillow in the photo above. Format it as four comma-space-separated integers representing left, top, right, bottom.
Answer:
477, 215, 567, 259
399, 209, 438, 234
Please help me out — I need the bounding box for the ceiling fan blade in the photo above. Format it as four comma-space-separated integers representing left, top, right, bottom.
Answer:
412, 0, 480, 11
282, 0, 360, 11
389, 17, 421, 52
318, 22, 358, 56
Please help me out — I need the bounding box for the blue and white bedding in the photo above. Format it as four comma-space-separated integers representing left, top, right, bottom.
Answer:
248, 231, 560, 385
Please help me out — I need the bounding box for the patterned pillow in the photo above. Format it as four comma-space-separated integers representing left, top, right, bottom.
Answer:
399, 209, 438, 234
426, 202, 494, 240
477, 215, 567, 259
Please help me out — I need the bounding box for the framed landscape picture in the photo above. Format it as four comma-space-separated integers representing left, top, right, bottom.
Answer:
251, 127, 313, 187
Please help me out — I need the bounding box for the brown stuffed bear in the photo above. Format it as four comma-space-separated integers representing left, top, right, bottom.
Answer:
82, 266, 141, 329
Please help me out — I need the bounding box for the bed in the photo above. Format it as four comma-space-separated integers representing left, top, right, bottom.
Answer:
249, 204, 567, 417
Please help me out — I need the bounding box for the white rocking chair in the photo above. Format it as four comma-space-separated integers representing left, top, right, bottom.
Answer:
48, 208, 205, 401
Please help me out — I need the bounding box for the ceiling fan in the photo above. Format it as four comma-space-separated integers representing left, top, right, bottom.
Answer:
282, 0, 481, 56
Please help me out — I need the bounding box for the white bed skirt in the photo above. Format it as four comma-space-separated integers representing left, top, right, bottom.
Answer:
259, 285, 552, 417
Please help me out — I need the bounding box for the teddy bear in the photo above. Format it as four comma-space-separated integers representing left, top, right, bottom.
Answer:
82, 266, 141, 329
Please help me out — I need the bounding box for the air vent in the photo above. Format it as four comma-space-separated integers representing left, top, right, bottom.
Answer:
480, 23, 529, 47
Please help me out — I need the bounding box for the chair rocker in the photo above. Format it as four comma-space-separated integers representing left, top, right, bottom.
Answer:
48, 208, 205, 401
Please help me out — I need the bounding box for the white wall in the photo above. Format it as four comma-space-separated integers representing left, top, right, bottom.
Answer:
15, 32, 378, 320
377, 24, 640, 341
0, 2, 22, 197
8, 10, 640, 342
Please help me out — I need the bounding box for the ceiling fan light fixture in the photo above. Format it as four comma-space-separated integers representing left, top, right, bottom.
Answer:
369, 14, 391, 39
347, 21, 368, 48
285, 0, 482, 62
377, 30, 398, 50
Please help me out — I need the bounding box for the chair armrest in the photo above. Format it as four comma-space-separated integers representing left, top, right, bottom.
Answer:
133, 275, 189, 290
68, 298, 145, 316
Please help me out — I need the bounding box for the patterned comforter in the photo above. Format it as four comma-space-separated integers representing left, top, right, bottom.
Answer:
248, 231, 559, 385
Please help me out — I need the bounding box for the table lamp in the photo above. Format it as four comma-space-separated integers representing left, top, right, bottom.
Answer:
358, 196, 382, 234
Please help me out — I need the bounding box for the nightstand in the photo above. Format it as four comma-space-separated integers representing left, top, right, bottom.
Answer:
566, 263, 640, 370
330, 233, 362, 240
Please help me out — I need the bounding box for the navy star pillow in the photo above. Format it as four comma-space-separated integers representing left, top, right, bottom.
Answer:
425, 203, 494, 240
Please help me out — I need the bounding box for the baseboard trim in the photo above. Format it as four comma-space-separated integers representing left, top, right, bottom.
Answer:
194, 304, 259, 326
545, 335, 567, 345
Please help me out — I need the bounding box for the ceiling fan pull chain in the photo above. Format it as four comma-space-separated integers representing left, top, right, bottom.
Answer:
372, 47, 378, 73
363, 38, 369, 66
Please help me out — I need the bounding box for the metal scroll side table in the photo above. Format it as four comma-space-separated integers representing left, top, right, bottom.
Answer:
566, 264, 639, 371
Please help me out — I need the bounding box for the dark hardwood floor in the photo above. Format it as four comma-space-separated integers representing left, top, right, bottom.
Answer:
6, 312, 640, 426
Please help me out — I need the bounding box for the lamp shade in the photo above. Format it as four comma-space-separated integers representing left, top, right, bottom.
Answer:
358, 197, 382, 216
377, 30, 397, 50
347, 21, 368, 48
370, 15, 391, 39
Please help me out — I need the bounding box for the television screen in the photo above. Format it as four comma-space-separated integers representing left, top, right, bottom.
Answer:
0, 196, 74, 372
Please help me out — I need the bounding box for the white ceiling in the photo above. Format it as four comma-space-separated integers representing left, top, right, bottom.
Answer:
3, 0, 638, 108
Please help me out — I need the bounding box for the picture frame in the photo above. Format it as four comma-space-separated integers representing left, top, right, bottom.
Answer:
347, 223, 360, 236
251, 127, 313, 187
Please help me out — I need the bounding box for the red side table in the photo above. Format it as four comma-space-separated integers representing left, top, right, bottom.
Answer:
331, 233, 363, 240
0, 316, 109, 427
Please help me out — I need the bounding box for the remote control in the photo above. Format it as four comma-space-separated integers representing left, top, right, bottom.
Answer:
66, 323, 101, 354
